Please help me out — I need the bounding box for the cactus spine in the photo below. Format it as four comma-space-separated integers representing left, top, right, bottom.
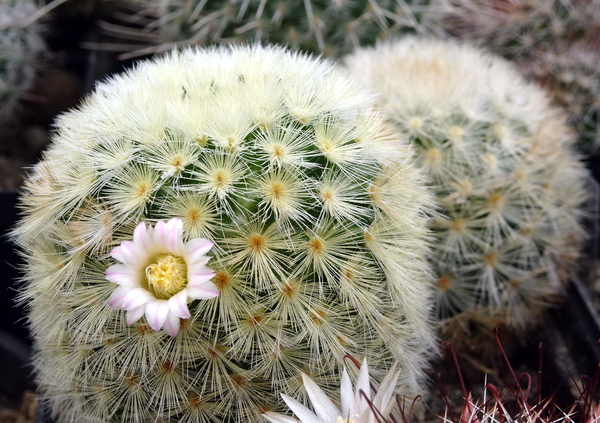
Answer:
344, 37, 588, 331
14, 45, 436, 422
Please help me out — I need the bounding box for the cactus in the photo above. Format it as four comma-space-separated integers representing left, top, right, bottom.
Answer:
0, 0, 46, 120
344, 37, 588, 331
13, 45, 436, 422
110, 0, 441, 59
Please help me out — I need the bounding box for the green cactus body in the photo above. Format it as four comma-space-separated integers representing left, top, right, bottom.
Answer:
14, 45, 435, 422
344, 37, 588, 330
0, 0, 45, 120
115, 0, 439, 58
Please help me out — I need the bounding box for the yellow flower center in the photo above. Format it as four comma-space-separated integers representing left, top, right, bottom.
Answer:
145, 254, 188, 299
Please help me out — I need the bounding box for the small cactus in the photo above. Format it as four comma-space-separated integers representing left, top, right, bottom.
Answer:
111, 0, 440, 59
0, 0, 46, 120
344, 37, 589, 331
13, 45, 436, 422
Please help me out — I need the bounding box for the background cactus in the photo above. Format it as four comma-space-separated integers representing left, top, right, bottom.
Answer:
344, 37, 589, 332
431, 0, 600, 59
13, 45, 436, 422
0, 0, 46, 121
107, 0, 441, 59
524, 44, 600, 148
429, 0, 600, 149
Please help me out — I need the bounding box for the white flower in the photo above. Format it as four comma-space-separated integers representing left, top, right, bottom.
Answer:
263, 359, 400, 423
105, 218, 218, 336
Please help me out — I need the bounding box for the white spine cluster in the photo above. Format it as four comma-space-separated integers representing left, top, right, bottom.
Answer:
14, 45, 436, 422
345, 37, 588, 329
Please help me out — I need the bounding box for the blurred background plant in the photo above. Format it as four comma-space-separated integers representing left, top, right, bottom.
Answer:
0, 0, 45, 120
0, 0, 50, 189
430, 0, 600, 151
345, 37, 589, 349
90, 0, 443, 59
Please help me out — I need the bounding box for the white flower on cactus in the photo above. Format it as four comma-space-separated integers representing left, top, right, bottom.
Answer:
263, 359, 400, 423
105, 218, 218, 336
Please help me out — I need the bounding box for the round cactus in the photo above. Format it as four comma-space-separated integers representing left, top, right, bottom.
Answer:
113, 0, 440, 59
344, 37, 589, 330
13, 45, 436, 422
0, 0, 46, 120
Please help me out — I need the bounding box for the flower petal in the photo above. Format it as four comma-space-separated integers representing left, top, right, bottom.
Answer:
111, 240, 141, 265
121, 288, 155, 310
340, 368, 354, 419
355, 359, 371, 412
165, 218, 184, 253
153, 220, 169, 248
168, 290, 191, 319
153, 219, 183, 254
145, 300, 170, 332
187, 255, 211, 269
105, 264, 139, 287
110, 246, 124, 263
126, 305, 146, 325
280, 394, 321, 423
187, 281, 219, 300
187, 263, 216, 286
262, 412, 298, 423
372, 360, 400, 415
108, 285, 131, 309
184, 238, 214, 264
163, 311, 181, 337
133, 221, 151, 249
301, 372, 341, 422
